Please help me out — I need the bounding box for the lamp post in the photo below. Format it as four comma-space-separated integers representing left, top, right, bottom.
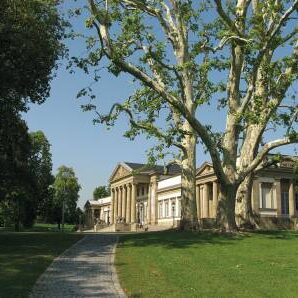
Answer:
172, 201, 175, 228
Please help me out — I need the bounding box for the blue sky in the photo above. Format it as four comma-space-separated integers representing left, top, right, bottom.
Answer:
23, 1, 297, 209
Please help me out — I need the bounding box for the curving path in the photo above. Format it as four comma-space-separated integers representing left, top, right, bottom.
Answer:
31, 234, 126, 298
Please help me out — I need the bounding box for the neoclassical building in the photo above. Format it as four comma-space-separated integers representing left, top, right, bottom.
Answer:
85, 157, 298, 230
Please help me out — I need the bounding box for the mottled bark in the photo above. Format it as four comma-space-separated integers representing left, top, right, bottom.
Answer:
180, 120, 198, 230
217, 184, 238, 232
235, 174, 259, 229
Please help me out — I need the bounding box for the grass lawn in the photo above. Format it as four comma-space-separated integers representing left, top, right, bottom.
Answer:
116, 230, 298, 297
0, 231, 83, 297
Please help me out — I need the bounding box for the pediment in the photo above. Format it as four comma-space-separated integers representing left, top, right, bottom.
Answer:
196, 162, 214, 177
110, 164, 131, 182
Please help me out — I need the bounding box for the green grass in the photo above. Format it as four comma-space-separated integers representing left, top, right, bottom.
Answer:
0, 223, 76, 233
0, 232, 83, 297
116, 230, 298, 298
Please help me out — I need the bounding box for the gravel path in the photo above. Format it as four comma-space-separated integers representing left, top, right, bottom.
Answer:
30, 234, 126, 298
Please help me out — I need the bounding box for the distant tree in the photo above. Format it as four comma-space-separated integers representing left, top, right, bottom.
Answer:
0, 0, 65, 111
93, 186, 110, 200
52, 166, 81, 229
29, 131, 54, 222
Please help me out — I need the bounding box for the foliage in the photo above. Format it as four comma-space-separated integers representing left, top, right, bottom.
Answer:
29, 131, 54, 221
52, 166, 81, 225
0, 0, 66, 111
93, 185, 110, 200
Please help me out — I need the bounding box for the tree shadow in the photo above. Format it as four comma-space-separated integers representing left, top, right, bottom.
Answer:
116, 230, 249, 250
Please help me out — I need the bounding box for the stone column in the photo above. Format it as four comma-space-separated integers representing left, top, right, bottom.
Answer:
148, 184, 152, 224
131, 183, 137, 223
126, 184, 131, 223
150, 175, 158, 224
196, 185, 200, 220
289, 181, 296, 217
275, 179, 281, 216
212, 181, 218, 218
203, 184, 209, 218
111, 189, 114, 224
117, 187, 121, 219
122, 185, 127, 220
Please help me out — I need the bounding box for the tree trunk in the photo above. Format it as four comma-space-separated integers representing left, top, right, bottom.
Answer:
217, 184, 238, 232
180, 121, 198, 230
235, 174, 260, 229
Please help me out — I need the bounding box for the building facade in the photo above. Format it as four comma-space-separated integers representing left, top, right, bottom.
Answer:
85, 158, 298, 230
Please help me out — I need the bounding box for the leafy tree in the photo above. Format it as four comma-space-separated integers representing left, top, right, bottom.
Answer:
75, 0, 298, 231
0, 104, 38, 229
0, 0, 65, 111
52, 166, 81, 229
29, 131, 54, 221
93, 185, 110, 200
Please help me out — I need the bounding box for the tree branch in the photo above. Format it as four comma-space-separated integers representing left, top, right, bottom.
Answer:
239, 134, 298, 180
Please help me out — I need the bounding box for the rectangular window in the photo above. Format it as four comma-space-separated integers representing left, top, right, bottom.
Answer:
295, 193, 298, 211
165, 200, 169, 217
159, 202, 163, 218
142, 186, 145, 196
137, 188, 140, 196
281, 192, 289, 215
261, 183, 274, 209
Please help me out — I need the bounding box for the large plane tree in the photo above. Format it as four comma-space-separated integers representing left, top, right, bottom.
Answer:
76, 0, 298, 231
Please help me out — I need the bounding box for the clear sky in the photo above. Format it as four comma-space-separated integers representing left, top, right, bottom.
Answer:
23, 1, 297, 209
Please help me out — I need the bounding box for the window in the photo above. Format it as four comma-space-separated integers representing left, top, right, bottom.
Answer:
281, 192, 289, 215
159, 202, 163, 218
295, 193, 298, 211
137, 187, 140, 196
261, 183, 274, 209
165, 200, 169, 217
142, 186, 145, 196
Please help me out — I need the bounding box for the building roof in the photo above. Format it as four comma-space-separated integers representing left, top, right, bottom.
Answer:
123, 162, 181, 175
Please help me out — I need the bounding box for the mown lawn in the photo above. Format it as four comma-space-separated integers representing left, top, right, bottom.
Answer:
0, 231, 83, 297
116, 230, 298, 298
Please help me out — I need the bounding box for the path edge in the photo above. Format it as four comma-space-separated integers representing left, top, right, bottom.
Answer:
111, 235, 127, 297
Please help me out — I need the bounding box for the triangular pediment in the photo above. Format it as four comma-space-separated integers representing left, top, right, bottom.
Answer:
109, 163, 132, 182
196, 162, 214, 177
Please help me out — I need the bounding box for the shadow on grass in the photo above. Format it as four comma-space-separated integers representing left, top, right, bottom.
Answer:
118, 229, 298, 250
254, 229, 298, 240
118, 230, 248, 250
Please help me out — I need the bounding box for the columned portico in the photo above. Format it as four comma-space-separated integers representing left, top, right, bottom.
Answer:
126, 184, 131, 223
131, 183, 136, 223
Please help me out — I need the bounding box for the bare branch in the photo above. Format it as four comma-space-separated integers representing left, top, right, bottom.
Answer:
239, 134, 298, 180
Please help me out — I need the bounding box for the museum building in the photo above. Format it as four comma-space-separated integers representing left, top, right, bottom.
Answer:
85, 158, 298, 231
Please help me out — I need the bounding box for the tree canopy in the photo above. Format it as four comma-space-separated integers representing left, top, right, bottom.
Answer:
93, 185, 110, 200
0, 0, 65, 111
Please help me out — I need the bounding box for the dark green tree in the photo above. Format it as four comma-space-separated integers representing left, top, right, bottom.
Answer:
0, 0, 65, 111
29, 131, 54, 222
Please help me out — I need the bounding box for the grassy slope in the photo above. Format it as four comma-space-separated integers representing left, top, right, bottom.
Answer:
116, 230, 298, 298
0, 232, 83, 297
